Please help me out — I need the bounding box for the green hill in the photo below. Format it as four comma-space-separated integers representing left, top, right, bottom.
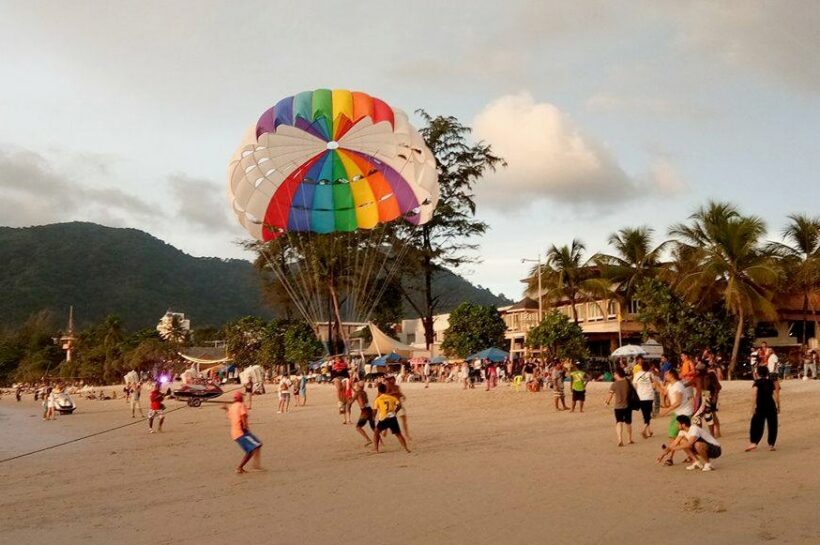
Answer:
0, 222, 510, 330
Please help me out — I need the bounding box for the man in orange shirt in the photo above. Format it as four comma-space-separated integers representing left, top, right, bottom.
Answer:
225, 391, 263, 473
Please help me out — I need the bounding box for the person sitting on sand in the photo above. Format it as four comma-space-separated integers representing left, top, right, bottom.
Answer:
373, 383, 410, 454
224, 391, 262, 473
745, 365, 780, 452
656, 415, 721, 471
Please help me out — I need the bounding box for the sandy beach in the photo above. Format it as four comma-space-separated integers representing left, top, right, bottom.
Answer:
1, 380, 819, 545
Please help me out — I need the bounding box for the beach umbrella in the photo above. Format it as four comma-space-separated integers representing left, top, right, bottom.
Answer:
610, 345, 646, 359
372, 352, 402, 366
464, 347, 509, 363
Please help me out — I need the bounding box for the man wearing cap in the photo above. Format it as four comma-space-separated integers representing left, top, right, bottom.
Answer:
225, 391, 263, 474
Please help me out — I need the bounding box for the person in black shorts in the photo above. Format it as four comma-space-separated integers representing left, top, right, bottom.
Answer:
353, 381, 375, 447
372, 383, 409, 453
605, 367, 633, 447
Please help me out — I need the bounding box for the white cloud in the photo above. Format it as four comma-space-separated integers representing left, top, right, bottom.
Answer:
168, 173, 236, 233
647, 157, 687, 195
472, 92, 641, 208
0, 147, 160, 227
666, 0, 820, 93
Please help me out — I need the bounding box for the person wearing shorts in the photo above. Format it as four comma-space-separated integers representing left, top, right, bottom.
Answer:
569, 364, 588, 413
605, 367, 633, 447
657, 415, 721, 471
386, 375, 410, 440
658, 369, 694, 465
632, 357, 659, 438
225, 391, 262, 474
330, 358, 350, 417
551, 362, 568, 411
353, 382, 375, 446
148, 383, 165, 433
372, 383, 409, 453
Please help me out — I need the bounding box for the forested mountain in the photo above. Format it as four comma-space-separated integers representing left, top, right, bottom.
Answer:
0, 222, 510, 330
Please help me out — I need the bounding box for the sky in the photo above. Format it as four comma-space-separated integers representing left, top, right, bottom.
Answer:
1, 0, 818, 300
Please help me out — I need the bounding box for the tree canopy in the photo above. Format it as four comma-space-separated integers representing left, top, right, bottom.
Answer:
441, 302, 506, 358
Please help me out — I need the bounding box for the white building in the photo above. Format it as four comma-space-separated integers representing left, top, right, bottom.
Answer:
396, 313, 450, 356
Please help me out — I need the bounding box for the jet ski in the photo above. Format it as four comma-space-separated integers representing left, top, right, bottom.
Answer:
53, 392, 77, 414
171, 379, 223, 407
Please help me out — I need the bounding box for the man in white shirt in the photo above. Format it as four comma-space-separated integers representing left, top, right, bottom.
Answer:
658, 369, 694, 465
657, 415, 721, 471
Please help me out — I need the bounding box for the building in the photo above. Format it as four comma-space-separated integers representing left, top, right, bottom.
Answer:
500, 296, 643, 357
396, 313, 450, 356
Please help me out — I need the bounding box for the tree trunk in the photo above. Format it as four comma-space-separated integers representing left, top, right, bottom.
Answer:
422, 225, 435, 350
729, 308, 744, 380
801, 291, 809, 349
570, 294, 578, 324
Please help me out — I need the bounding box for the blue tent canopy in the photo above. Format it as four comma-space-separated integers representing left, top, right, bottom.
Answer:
431, 356, 448, 364
308, 360, 324, 370
372, 352, 402, 367
465, 347, 509, 363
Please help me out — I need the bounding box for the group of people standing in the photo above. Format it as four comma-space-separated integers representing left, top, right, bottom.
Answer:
602, 348, 782, 472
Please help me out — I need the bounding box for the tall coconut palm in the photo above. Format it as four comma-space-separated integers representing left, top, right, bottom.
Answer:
669, 201, 781, 378
527, 239, 609, 324
595, 226, 669, 301
766, 214, 820, 348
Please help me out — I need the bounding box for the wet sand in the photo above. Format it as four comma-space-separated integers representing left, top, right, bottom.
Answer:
1, 380, 819, 545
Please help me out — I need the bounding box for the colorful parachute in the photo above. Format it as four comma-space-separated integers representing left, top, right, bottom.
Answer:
228, 89, 439, 240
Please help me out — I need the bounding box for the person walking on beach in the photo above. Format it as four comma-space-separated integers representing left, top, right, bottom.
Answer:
658, 369, 694, 465
225, 391, 262, 473
130, 381, 144, 418
803, 350, 817, 380
385, 375, 410, 440
605, 368, 633, 446
423, 360, 431, 388
148, 382, 166, 433
552, 362, 568, 411
278, 375, 292, 414
632, 357, 658, 438
657, 415, 721, 471
745, 366, 780, 452
353, 381, 375, 447
569, 364, 588, 413
373, 383, 410, 454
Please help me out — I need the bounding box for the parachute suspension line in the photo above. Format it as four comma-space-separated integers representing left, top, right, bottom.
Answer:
258, 244, 314, 327
362, 224, 417, 325
351, 224, 388, 324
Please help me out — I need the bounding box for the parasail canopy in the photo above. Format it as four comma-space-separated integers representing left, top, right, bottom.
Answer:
229, 89, 439, 241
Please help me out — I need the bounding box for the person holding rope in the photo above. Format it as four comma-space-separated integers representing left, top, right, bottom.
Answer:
330, 357, 350, 421
224, 391, 263, 474
148, 383, 166, 433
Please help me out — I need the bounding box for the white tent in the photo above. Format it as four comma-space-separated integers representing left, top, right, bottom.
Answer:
362, 323, 417, 357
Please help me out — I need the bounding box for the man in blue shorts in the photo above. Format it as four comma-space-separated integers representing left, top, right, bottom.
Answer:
225, 391, 263, 473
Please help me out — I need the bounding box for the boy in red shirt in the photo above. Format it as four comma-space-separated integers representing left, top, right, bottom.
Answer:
148, 383, 165, 433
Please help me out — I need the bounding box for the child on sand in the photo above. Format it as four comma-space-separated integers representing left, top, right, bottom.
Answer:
353, 381, 375, 447
569, 364, 588, 413
373, 383, 410, 454
385, 375, 410, 440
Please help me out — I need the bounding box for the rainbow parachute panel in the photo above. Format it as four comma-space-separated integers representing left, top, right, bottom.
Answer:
228, 89, 439, 240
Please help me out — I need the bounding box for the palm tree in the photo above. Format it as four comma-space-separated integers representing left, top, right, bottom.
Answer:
669, 201, 781, 378
527, 239, 609, 324
766, 214, 820, 348
595, 226, 669, 301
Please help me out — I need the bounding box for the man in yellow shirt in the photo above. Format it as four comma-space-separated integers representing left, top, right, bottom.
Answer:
373, 383, 410, 453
